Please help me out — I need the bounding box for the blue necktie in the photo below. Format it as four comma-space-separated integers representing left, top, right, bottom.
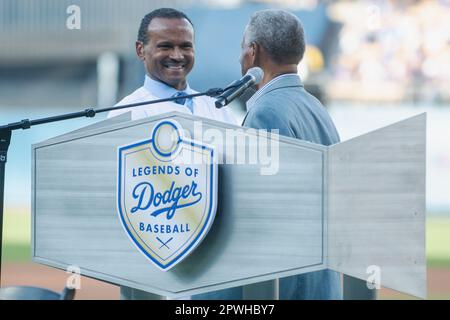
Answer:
172, 91, 193, 113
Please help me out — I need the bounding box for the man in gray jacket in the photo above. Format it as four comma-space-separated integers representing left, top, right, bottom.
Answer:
241, 9, 342, 299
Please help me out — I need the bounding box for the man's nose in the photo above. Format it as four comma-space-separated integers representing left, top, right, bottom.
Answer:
169, 47, 184, 60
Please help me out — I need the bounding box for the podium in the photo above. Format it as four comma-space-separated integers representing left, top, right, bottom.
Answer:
31, 111, 426, 299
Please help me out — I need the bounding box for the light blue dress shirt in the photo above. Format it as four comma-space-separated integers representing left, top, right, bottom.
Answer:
143, 75, 195, 113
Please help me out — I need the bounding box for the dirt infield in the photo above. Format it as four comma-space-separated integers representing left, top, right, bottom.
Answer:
2, 263, 450, 300
1, 263, 119, 299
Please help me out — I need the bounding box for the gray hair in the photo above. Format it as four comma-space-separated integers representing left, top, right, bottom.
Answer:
245, 9, 305, 65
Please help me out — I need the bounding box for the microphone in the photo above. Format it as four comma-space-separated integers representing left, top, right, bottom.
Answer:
215, 67, 264, 108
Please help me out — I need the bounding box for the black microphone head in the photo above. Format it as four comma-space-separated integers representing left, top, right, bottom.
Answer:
215, 67, 264, 109
246, 67, 264, 85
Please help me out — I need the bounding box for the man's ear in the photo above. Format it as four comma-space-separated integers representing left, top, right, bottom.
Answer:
136, 41, 145, 60
250, 42, 260, 67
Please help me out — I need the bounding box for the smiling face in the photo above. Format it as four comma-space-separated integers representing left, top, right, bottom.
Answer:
136, 17, 194, 90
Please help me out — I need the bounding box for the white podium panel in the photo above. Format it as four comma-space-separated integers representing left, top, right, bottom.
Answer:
32, 112, 325, 297
328, 114, 426, 298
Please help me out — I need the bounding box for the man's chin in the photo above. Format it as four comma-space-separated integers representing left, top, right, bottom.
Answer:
162, 77, 187, 90
163, 69, 185, 78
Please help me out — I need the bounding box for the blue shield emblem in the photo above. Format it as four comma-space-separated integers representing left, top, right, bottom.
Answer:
117, 119, 217, 271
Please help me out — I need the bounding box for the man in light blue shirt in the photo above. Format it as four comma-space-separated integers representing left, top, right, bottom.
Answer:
108, 8, 236, 301
108, 8, 235, 124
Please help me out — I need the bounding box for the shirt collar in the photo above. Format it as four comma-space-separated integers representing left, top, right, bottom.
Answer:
246, 73, 302, 110
143, 75, 196, 98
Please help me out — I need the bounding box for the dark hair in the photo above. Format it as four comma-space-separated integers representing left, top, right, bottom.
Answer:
137, 8, 194, 44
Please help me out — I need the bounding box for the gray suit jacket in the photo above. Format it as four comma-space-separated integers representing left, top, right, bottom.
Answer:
243, 73, 342, 300
193, 74, 342, 300
243, 74, 340, 146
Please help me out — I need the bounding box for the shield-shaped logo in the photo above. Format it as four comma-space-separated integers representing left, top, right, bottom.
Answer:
117, 119, 217, 271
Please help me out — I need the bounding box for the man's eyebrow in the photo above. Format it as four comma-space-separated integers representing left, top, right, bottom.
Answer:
155, 41, 193, 47
156, 41, 173, 46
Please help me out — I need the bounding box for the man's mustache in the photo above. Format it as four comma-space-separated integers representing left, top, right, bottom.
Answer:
162, 59, 189, 66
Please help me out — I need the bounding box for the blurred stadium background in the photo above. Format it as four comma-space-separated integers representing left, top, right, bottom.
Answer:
1, 0, 450, 299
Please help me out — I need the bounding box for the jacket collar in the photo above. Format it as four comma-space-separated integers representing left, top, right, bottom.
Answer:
246, 73, 303, 110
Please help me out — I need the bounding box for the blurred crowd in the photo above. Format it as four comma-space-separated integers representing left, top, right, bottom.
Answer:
327, 0, 450, 103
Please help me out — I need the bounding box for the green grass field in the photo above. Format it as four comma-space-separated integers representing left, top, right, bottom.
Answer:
2, 211, 31, 262
2, 212, 450, 265
426, 217, 450, 267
